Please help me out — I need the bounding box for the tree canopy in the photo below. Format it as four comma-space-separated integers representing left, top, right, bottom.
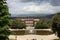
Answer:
10, 20, 26, 29
51, 12, 60, 38
35, 19, 50, 29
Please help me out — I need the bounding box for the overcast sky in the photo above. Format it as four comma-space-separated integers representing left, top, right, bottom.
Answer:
7, 0, 60, 14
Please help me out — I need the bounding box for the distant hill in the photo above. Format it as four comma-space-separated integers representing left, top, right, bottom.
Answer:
11, 14, 55, 19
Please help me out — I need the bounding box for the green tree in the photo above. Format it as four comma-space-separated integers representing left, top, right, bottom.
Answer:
35, 20, 49, 29
51, 12, 60, 38
0, 0, 11, 40
10, 20, 26, 29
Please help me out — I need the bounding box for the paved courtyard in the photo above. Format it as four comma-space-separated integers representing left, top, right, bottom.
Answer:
9, 34, 58, 40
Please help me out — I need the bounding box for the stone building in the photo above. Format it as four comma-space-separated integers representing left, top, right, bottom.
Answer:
12, 17, 40, 27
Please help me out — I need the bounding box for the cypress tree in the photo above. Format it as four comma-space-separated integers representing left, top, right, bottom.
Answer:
0, 0, 11, 40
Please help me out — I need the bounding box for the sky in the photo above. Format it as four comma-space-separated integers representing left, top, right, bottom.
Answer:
7, 0, 60, 14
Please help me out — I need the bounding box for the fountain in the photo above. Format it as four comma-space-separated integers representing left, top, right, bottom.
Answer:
25, 26, 36, 35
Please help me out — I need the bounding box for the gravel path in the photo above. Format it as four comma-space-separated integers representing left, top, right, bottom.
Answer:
9, 34, 58, 40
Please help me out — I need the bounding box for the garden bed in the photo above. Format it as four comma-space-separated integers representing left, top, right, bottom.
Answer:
11, 29, 53, 35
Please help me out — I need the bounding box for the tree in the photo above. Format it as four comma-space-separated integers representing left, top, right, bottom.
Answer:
10, 20, 26, 29
35, 20, 49, 29
51, 12, 60, 38
0, 0, 11, 40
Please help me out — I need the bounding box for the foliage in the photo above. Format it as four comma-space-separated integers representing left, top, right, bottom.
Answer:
53, 39, 60, 40
10, 20, 26, 29
51, 12, 60, 38
0, 0, 11, 40
35, 20, 50, 29
9, 39, 15, 40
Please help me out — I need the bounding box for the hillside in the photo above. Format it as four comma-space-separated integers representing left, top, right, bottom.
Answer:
11, 14, 55, 19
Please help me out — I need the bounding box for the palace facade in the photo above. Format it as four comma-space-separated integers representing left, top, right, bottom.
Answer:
12, 17, 40, 27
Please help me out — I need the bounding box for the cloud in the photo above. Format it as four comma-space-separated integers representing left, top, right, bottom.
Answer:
20, 0, 49, 3
22, 3, 54, 13
20, 0, 32, 2
7, 0, 60, 14
20, 0, 60, 6
51, 0, 60, 6
20, 0, 50, 5
53, 6, 60, 12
